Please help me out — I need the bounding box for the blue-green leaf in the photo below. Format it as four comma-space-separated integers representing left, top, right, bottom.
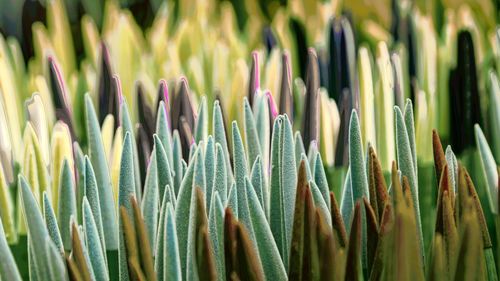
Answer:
164, 203, 182, 281
244, 98, 262, 168
120, 100, 141, 200
19, 175, 51, 280
156, 101, 174, 166
309, 181, 332, 227
83, 197, 108, 281
475, 124, 499, 213
58, 159, 77, 251
445, 146, 458, 192
250, 156, 267, 217
313, 152, 331, 209
205, 136, 216, 211
340, 169, 353, 231
85, 94, 118, 250
0, 217, 22, 281
253, 94, 270, 183
246, 174, 288, 280
348, 110, 369, 202
208, 192, 225, 281
269, 116, 284, 261
118, 132, 136, 281
213, 100, 232, 186
175, 152, 196, 277
193, 145, 206, 196
214, 143, 228, 204
404, 99, 417, 176
142, 152, 159, 253
232, 121, 250, 219
172, 130, 183, 195
194, 96, 208, 143
394, 106, 424, 262
294, 131, 306, 169
155, 185, 176, 281
84, 156, 106, 256
154, 135, 174, 201
45, 237, 68, 281
43, 192, 63, 253
227, 182, 238, 218
280, 114, 296, 263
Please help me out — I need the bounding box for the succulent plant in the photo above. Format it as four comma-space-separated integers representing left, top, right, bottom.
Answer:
0, 0, 499, 280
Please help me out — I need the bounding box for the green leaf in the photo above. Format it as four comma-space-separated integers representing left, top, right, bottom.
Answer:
250, 156, 267, 217
42, 192, 63, 253
118, 132, 136, 281
58, 159, 77, 251
155, 185, 176, 281
394, 106, 424, 263
245, 173, 287, 280
83, 197, 108, 281
120, 99, 141, 200
156, 101, 174, 169
253, 93, 271, 182
193, 144, 206, 195
164, 203, 182, 281
313, 151, 331, 209
85, 94, 118, 250
213, 100, 232, 186
445, 146, 458, 192
0, 217, 22, 281
172, 130, 183, 195
208, 192, 225, 281
205, 136, 215, 211
348, 110, 369, 203
175, 152, 196, 277
213, 143, 228, 204
83, 156, 106, 256
141, 152, 159, 253
227, 182, 238, 218
244, 98, 262, 168
194, 96, 208, 143
73, 142, 85, 224
295, 131, 306, 170
309, 181, 332, 227
45, 237, 68, 281
487, 71, 500, 159
404, 99, 417, 176
280, 114, 297, 265
232, 122, 253, 238
340, 168, 353, 231
474, 124, 499, 213
154, 135, 174, 202
269, 116, 284, 261
19, 175, 51, 280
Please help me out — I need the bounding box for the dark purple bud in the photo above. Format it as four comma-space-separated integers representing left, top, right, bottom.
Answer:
328, 16, 356, 102
449, 30, 480, 154
136, 123, 151, 188
155, 79, 171, 130
48, 56, 76, 140
279, 51, 293, 122
171, 77, 195, 135
248, 51, 260, 106
335, 89, 351, 167
136, 81, 155, 147
179, 116, 194, 161
97, 43, 120, 127
301, 48, 320, 148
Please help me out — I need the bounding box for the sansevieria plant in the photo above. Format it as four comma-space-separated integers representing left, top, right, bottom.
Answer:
0, 0, 499, 280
